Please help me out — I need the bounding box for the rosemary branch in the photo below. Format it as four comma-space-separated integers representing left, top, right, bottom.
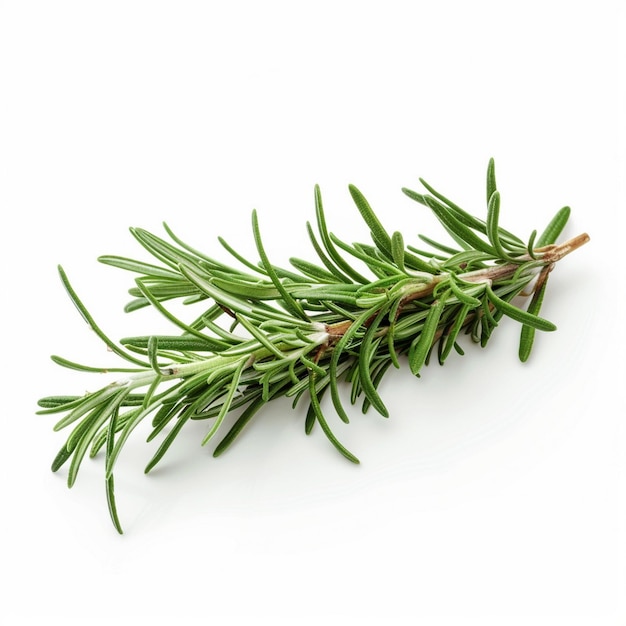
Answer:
38, 159, 589, 532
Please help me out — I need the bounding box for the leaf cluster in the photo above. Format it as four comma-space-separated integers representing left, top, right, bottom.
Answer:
38, 159, 583, 532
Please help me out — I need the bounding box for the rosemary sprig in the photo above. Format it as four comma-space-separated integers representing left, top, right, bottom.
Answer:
38, 159, 589, 533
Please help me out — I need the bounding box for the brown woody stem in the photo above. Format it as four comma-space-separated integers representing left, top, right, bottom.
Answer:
325, 233, 590, 341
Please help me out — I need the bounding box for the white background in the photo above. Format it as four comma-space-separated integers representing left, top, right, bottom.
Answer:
1, 1, 624, 624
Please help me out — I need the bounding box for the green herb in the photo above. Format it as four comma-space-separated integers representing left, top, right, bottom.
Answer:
38, 159, 589, 533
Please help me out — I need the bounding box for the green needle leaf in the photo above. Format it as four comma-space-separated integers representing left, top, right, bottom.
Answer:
252, 210, 308, 321
308, 372, 359, 464
486, 285, 556, 331
348, 184, 392, 259
358, 307, 391, 418
409, 296, 447, 376
57, 266, 150, 368
201, 358, 247, 446
486, 191, 516, 261
519, 270, 550, 362
106, 407, 123, 534
537, 206, 571, 248
391, 231, 406, 273
486, 157, 497, 206
213, 390, 279, 457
